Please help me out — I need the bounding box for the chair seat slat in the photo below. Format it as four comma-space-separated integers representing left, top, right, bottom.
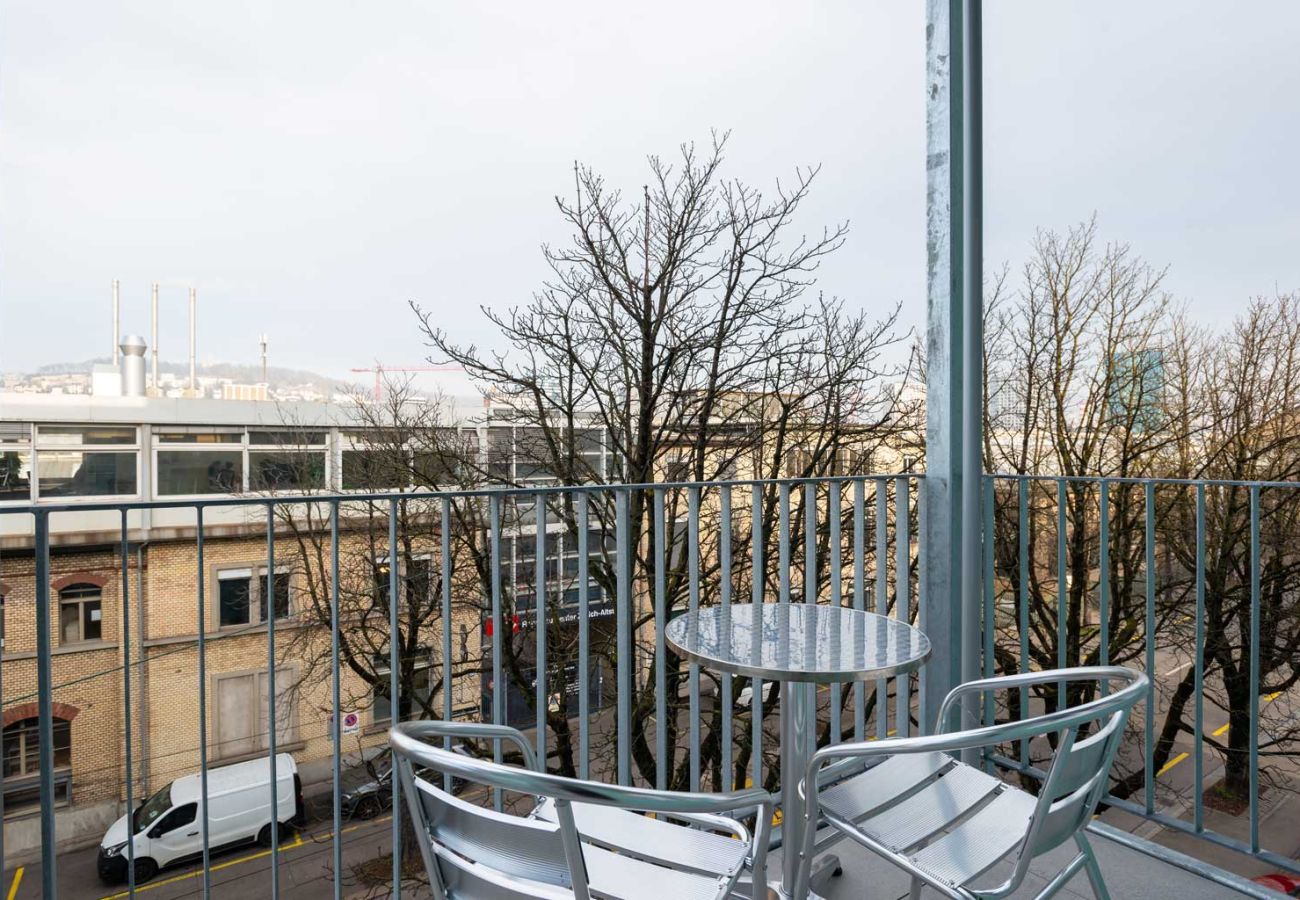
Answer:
820, 751, 951, 823
907, 788, 1037, 887
534, 798, 747, 877
858, 762, 1003, 851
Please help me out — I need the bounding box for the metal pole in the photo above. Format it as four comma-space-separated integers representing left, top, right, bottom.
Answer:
150, 283, 159, 393
113, 279, 121, 365
188, 288, 198, 395
958, 0, 984, 751
34, 511, 57, 899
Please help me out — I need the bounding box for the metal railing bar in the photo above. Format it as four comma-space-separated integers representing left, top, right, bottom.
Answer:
1143, 481, 1156, 817
266, 504, 280, 900
441, 498, 453, 791
489, 494, 504, 811
894, 477, 911, 739
35, 510, 56, 900
1249, 484, 1261, 852
875, 477, 888, 739
6, 474, 925, 516
751, 483, 764, 789
1194, 483, 1205, 833
535, 492, 547, 768
1056, 479, 1067, 711
197, 506, 212, 900
720, 485, 734, 790
1017, 477, 1029, 762
688, 485, 701, 791
853, 479, 866, 742
329, 501, 342, 900
982, 478, 994, 737
578, 493, 592, 782
615, 489, 631, 786
828, 480, 842, 744
387, 497, 400, 896
653, 489, 666, 790
121, 510, 136, 898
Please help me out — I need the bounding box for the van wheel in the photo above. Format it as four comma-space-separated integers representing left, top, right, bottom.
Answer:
258, 823, 295, 848
133, 857, 159, 883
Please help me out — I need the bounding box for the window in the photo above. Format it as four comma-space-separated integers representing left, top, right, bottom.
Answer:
341, 448, 408, 490
214, 669, 296, 758
3, 717, 72, 814
35, 425, 138, 498
151, 803, 197, 836
156, 449, 243, 495
249, 451, 325, 490
0, 424, 32, 502
216, 568, 290, 628
59, 583, 102, 644
373, 652, 434, 724
373, 556, 432, 608
3, 717, 71, 777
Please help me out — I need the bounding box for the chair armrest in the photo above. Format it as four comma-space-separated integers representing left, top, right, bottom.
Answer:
396, 720, 538, 770
935, 665, 1146, 734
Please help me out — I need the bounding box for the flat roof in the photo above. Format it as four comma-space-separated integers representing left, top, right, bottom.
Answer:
0, 391, 488, 428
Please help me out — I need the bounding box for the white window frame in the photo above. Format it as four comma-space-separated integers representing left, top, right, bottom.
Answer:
152, 427, 247, 499
32, 424, 140, 503
214, 565, 293, 630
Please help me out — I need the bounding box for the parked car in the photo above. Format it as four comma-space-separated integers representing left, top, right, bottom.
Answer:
98, 753, 302, 885
1253, 873, 1300, 897
341, 746, 468, 820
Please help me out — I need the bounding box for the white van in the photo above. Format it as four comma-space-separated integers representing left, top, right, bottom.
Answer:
97, 753, 303, 884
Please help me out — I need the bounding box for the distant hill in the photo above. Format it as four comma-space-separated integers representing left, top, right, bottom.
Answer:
36, 358, 349, 392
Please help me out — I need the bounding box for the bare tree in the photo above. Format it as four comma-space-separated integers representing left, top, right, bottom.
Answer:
413, 135, 917, 790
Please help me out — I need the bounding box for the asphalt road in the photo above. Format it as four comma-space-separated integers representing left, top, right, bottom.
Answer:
3, 809, 402, 900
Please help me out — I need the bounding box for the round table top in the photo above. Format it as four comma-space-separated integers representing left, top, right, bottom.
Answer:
664, 602, 931, 684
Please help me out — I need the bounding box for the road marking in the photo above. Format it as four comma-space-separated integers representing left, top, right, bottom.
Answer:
1157, 752, 1189, 776
1158, 693, 1283, 773
6, 867, 23, 900
96, 819, 393, 900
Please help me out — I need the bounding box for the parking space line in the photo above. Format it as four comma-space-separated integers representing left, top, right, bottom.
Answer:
6, 867, 22, 900
1157, 752, 1189, 776
99, 830, 317, 900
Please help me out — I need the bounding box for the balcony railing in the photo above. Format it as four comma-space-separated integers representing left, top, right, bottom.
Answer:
2, 472, 1296, 897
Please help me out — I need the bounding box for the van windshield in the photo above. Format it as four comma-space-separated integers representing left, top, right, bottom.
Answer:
133, 782, 173, 833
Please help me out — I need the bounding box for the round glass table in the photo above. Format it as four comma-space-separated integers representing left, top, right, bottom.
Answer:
666, 603, 931, 899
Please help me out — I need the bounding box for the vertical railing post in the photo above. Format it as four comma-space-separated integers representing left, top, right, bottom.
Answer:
828, 480, 842, 744
1249, 484, 1261, 852
1017, 477, 1030, 763
687, 486, 701, 790
535, 492, 547, 768
197, 507, 212, 900
853, 480, 866, 741
388, 498, 401, 894
1144, 482, 1157, 815
750, 483, 764, 789
489, 493, 504, 810
265, 504, 280, 900
652, 488, 666, 789
720, 484, 735, 787
441, 498, 454, 789
34, 510, 57, 900
875, 478, 889, 739
329, 501, 343, 900
1193, 483, 1206, 833
120, 509, 137, 897
894, 477, 911, 738
615, 489, 631, 786
577, 493, 592, 781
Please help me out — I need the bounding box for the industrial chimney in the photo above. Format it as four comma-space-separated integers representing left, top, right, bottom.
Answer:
120, 335, 147, 397
151, 283, 160, 392
112, 280, 121, 365
188, 287, 197, 394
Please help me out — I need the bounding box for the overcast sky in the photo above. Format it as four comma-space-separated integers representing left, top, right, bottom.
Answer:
2, 2, 1297, 388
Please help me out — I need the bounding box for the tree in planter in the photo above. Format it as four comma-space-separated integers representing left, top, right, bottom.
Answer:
414, 135, 918, 791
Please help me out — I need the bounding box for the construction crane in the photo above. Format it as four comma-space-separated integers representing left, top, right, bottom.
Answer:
349, 364, 463, 401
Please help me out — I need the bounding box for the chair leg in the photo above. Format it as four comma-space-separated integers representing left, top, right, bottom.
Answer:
1075, 832, 1111, 900
909, 875, 924, 900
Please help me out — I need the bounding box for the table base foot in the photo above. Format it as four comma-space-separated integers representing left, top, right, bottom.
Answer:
739, 854, 842, 900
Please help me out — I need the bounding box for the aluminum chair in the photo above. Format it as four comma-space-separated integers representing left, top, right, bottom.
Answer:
390, 720, 775, 900
794, 666, 1148, 900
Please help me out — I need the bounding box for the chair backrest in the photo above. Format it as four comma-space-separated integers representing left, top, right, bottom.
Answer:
408, 774, 585, 899
1023, 699, 1128, 857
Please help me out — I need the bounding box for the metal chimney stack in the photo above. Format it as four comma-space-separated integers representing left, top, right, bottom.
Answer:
259, 333, 268, 383
112, 280, 121, 365
120, 335, 147, 397
188, 287, 197, 394
151, 283, 160, 392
